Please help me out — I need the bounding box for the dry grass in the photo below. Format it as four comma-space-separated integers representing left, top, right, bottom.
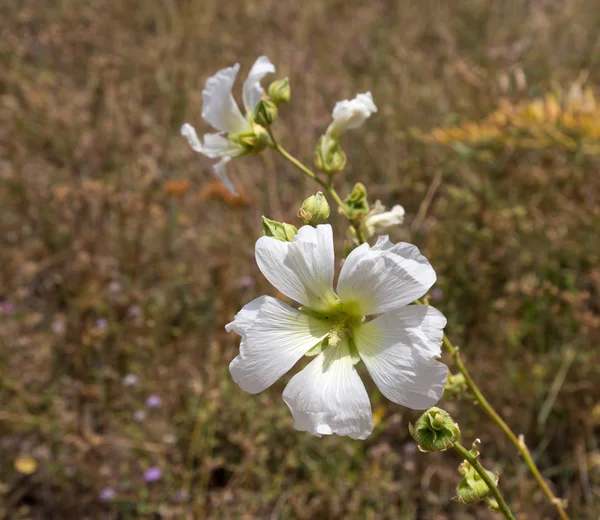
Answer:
1, 0, 599, 518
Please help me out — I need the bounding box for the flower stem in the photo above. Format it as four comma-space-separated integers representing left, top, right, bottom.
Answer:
453, 441, 516, 520
442, 336, 569, 520
267, 133, 568, 520
268, 130, 346, 212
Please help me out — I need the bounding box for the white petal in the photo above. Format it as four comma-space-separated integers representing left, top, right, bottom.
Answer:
328, 92, 377, 136
364, 202, 405, 237
255, 224, 337, 312
225, 295, 268, 337
181, 125, 244, 159
212, 157, 237, 196
229, 297, 330, 394
203, 132, 244, 158
242, 55, 275, 112
337, 236, 436, 316
353, 305, 448, 410
202, 64, 249, 134
282, 340, 373, 439
181, 123, 204, 153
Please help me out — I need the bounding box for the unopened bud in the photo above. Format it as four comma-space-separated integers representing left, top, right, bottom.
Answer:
298, 192, 330, 226
409, 407, 461, 453
456, 460, 498, 504
268, 78, 291, 105
343, 182, 369, 218
315, 135, 346, 175
262, 216, 297, 242
253, 99, 278, 127
231, 124, 270, 153
444, 372, 467, 400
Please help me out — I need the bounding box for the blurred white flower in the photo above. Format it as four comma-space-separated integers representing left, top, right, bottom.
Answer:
226, 224, 447, 440
364, 200, 405, 237
181, 56, 275, 195
326, 92, 377, 138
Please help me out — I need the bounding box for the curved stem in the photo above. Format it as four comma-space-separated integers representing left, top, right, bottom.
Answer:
442, 336, 569, 520
453, 441, 516, 520
267, 129, 346, 211
267, 132, 569, 520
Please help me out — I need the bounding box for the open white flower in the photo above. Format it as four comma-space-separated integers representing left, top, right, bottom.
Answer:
364, 200, 406, 238
226, 224, 447, 440
326, 92, 377, 138
181, 56, 275, 196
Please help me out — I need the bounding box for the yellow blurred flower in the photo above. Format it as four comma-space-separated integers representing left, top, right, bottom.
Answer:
15, 455, 38, 475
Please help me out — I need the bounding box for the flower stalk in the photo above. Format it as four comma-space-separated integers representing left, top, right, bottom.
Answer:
453, 441, 515, 520
270, 136, 569, 520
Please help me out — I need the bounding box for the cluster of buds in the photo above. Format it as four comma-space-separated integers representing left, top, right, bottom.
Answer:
253, 78, 291, 128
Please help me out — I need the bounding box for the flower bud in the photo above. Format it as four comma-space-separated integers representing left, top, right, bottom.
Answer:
444, 372, 467, 400
268, 78, 291, 105
262, 216, 298, 242
253, 99, 278, 127
456, 460, 498, 504
485, 497, 501, 512
343, 182, 369, 218
298, 192, 330, 226
315, 135, 347, 175
409, 407, 461, 452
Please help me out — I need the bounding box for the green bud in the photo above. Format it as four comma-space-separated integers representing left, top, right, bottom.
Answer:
456, 460, 498, 504
253, 99, 278, 127
444, 372, 467, 400
343, 182, 369, 218
315, 135, 347, 175
268, 78, 291, 105
230, 124, 270, 153
485, 497, 501, 512
261, 216, 297, 242
409, 407, 461, 452
298, 192, 330, 225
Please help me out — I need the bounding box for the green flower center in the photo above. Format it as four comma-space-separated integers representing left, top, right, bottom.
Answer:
301, 301, 365, 363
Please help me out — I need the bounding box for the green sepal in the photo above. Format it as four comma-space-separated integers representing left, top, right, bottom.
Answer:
305, 337, 328, 357
262, 216, 298, 242
409, 407, 461, 452
343, 182, 369, 218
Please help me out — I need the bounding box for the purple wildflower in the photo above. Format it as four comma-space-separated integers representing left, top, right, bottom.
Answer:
98, 487, 116, 502
95, 318, 108, 329
146, 395, 162, 409
144, 466, 162, 483
430, 288, 444, 302
237, 276, 255, 289
1, 302, 14, 315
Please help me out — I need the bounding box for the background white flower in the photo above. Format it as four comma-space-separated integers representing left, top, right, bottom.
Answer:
226, 224, 447, 440
181, 56, 275, 196
327, 92, 377, 138
364, 200, 405, 237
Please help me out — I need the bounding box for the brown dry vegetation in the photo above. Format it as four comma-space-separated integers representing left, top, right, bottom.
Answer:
1, 0, 599, 518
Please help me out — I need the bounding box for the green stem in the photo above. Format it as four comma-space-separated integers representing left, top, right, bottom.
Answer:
268, 134, 568, 520
442, 336, 569, 520
268, 129, 345, 211
453, 441, 516, 520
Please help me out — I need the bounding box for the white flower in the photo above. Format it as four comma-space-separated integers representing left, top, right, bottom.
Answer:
181, 56, 275, 196
226, 224, 447, 440
364, 200, 405, 237
326, 92, 377, 138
